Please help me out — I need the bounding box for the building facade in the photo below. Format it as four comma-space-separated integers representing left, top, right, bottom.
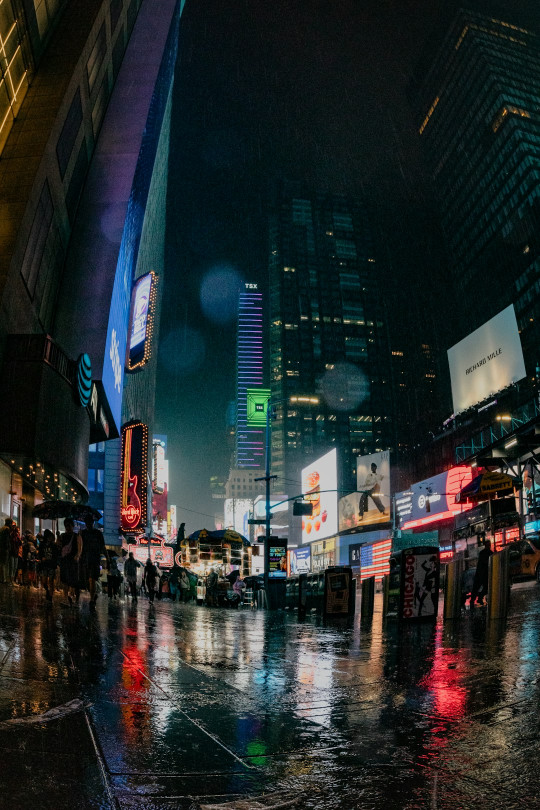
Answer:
414, 10, 540, 371
0, 0, 184, 535
269, 190, 394, 510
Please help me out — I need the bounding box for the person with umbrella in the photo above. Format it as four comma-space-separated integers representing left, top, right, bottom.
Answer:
81, 514, 109, 611
59, 518, 82, 607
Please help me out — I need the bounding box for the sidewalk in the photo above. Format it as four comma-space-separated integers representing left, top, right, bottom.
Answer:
1, 582, 539, 809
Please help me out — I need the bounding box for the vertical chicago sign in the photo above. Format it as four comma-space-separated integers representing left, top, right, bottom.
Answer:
121, 421, 148, 533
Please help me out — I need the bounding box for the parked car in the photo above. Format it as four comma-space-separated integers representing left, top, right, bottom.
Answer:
507, 537, 540, 582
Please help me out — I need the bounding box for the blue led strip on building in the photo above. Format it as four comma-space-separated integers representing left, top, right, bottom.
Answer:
236, 288, 264, 468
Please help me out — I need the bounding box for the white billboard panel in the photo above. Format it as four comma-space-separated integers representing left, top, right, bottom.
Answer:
448, 305, 526, 413
224, 498, 252, 537
301, 449, 338, 543
356, 450, 391, 527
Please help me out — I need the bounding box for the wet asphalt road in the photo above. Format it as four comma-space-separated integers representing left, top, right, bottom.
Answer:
1, 583, 540, 810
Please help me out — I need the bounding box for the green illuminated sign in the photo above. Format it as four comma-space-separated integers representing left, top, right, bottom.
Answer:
246, 388, 271, 426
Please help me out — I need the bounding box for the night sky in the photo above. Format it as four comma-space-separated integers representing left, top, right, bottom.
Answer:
156, 0, 538, 530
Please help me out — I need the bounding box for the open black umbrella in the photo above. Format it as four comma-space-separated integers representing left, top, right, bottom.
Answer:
32, 500, 102, 521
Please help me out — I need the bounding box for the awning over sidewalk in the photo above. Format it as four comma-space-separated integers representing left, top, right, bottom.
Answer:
455, 471, 517, 503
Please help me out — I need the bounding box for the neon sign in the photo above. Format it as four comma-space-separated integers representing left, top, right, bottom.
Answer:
127, 272, 157, 370
121, 421, 148, 533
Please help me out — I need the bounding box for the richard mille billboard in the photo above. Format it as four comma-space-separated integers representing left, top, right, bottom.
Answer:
447, 305, 526, 414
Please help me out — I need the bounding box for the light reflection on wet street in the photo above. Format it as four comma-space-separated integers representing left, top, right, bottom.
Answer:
1, 583, 540, 809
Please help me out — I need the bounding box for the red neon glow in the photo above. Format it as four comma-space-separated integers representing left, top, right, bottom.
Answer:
446, 466, 473, 512
401, 509, 457, 530
121, 502, 141, 527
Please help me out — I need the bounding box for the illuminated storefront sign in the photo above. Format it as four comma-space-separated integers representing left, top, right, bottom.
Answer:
127, 271, 157, 370
302, 449, 338, 543
121, 421, 148, 533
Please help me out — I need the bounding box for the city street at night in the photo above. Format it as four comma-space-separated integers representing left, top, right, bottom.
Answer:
1, 586, 540, 810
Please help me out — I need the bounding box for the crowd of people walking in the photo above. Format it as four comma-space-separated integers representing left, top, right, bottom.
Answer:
0, 515, 251, 610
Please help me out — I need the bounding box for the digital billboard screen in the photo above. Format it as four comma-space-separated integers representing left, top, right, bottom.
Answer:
448, 305, 526, 413
224, 498, 252, 538
395, 466, 474, 530
290, 546, 311, 575
301, 449, 338, 543
355, 450, 391, 527
128, 272, 156, 369
268, 541, 288, 578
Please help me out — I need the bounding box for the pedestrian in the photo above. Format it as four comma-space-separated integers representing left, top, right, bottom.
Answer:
233, 574, 246, 605
124, 552, 141, 602
38, 529, 59, 603
81, 514, 108, 611
180, 568, 191, 603
21, 531, 35, 586
24, 532, 38, 587
9, 524, 22, 585
206, 568, 218, 607
143, 558, 158, 603
107, 557, 122, 599
470, 540, 493, 607
0, 517, 12, 584
59, 517, 82, 607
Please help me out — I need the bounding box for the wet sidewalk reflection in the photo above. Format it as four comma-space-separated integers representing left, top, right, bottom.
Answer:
0, 582, 539, 808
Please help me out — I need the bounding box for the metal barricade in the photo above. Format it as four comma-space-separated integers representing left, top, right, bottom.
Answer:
487, 547, 509, 621
443, 557, 465, 621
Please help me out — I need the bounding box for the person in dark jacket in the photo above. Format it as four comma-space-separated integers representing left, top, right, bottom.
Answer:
470, 540, 493, 607
38, 528, 59, 602
143, 558, 158, 603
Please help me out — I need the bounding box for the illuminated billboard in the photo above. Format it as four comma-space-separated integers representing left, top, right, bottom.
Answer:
395, 466, 474, 530
120, 421, 148, 533
224, 498, 252, 537
127, 271, 157, 370
246, 388, 271, 426
301, 449, 338, 543
268, 540, 288, 578
355, 450, 391, 527
448, 305, 526, 413
290, 546, 311, 575
152, 439, 166, 492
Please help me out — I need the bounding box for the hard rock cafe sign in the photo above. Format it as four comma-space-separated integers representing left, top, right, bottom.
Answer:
121, 421, 148, 533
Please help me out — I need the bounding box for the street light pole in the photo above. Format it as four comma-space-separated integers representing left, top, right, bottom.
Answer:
255, 398, 276, 593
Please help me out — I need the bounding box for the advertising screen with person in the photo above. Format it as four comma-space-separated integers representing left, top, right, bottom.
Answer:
356, 451, 390, 528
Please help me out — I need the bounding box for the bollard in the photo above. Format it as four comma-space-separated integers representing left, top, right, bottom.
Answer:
443, 557, 465, 620
361, 576, 375, 619
487, 547, 509, 621
381, 574, 389, 619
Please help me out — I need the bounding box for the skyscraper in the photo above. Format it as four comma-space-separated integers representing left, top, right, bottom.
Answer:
413, 10, 540, 370
269, 190, 393, 500
235, 284, 265, 469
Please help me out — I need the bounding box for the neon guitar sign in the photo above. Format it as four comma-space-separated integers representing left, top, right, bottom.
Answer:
121, 422, 147, 532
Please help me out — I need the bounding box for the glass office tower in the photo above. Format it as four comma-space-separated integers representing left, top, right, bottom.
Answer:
414, 10, 540, 369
